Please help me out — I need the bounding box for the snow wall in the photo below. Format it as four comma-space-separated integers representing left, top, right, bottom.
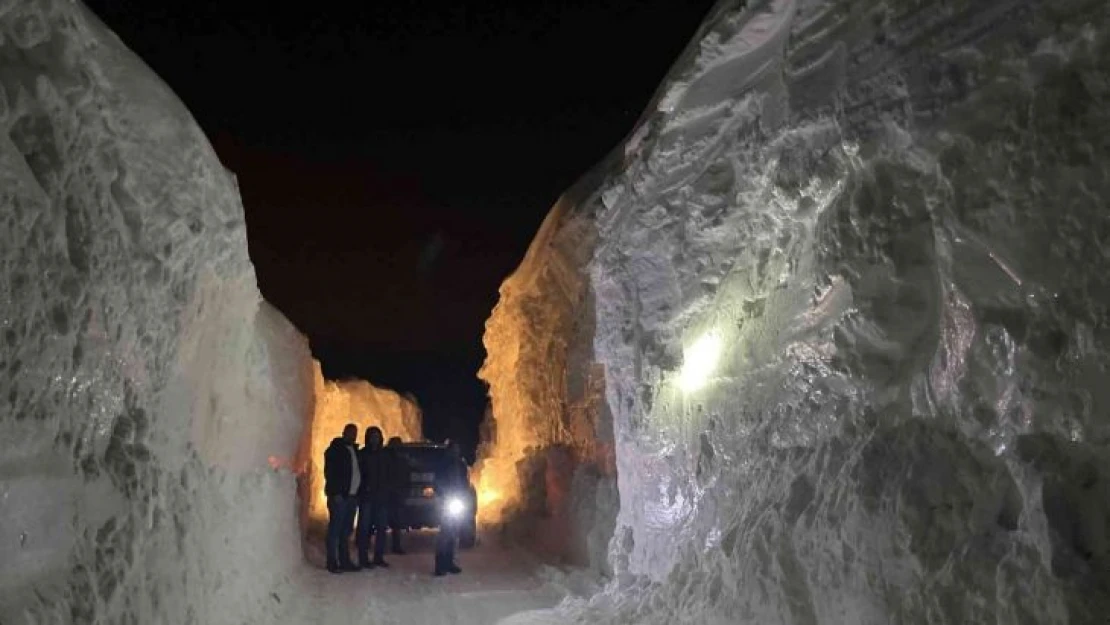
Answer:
562, 0, 1110, 623
0, 2, 315, 623
303, 360, 422, 525
475, 194, 618, 570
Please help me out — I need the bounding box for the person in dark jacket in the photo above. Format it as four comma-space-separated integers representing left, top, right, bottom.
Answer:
356, 426, 391, 568
386, 436, 409, 554
434, 441, 467, 576
323, 423, 361, 573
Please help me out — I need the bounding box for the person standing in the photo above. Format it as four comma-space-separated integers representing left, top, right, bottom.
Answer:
323, 423, 361, 574
434, 441, 467, 576
356, 426, 391, 569
386, 436, 409, 555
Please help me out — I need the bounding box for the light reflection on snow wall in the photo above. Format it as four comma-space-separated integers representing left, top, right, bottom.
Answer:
475, 197, 618, 569
302, 361, 422, 526
0, 2, 314, 623
583, 0, 1110, 623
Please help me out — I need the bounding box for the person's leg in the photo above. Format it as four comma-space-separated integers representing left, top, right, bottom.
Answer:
434, 527, 449, 575
443, 521, 461, 574
390, 501, 405, 554
355, 499, 372, 567
372, 502, 389, 564
339, 497, 358, 569
391, 522, 404, 554
325, 495, 341, 571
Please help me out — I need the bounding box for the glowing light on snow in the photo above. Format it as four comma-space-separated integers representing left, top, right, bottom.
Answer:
305, 361, 422, 523
478, 487, 501, 508
471, 199, 610, 527
679, 331, 723, 392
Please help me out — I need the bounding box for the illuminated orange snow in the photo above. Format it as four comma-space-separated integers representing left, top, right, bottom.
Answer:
303, 361, 422, 523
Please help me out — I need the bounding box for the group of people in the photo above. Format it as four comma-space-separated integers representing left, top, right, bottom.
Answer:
322, 423, 466, 576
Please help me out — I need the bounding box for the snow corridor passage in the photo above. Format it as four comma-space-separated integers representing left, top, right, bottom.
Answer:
5, 0, 1110, 624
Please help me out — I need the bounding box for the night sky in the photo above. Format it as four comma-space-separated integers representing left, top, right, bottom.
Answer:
85, 0, 716, 452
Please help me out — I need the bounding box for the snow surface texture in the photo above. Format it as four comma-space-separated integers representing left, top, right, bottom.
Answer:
0, 2, 314, 623
6, 0, 1110, 623
304, 360, 422, 524
568, 0, 1110, 623
475, 195, 617, 570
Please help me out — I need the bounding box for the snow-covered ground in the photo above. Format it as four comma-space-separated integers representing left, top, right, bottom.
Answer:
285, 532, 590, 625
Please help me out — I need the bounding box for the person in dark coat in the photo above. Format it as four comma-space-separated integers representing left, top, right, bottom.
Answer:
356, 426, 391, 568
386, 436, 409, 554
434, 441, 468, 576
323, 423, 361, 573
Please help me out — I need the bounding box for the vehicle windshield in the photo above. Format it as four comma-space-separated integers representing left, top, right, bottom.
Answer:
397, 446, 448, 474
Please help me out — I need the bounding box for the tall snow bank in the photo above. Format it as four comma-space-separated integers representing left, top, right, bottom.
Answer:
303, 360, 422, 524
476, 197, 617, 569
568, 0, 1110, 623
0, 2, 314, 623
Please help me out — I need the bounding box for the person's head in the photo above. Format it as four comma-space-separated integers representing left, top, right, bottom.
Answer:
342, 423, 357, 444
365, 426, 384, 450
387, 436, 402, 448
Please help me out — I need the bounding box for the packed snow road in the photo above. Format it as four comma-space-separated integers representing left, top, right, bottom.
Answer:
282, 531, 589, 625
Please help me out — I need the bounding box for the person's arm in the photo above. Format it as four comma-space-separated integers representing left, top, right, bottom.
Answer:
323, 447, 337, 493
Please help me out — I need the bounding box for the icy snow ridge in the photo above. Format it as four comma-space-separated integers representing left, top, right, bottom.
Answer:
476, 192, 617, 570
578, 0, 1110, 623
0, 2, 314, 622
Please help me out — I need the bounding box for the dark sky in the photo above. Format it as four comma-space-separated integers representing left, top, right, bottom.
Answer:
85, 0, 715, 452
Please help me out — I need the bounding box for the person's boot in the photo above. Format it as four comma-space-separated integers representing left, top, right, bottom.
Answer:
447, 563, 462, 574
372, 558, 390, 568
340, 542, 358, 571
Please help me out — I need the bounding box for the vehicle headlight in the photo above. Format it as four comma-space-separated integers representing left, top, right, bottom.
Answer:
445, 496, 466, 518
